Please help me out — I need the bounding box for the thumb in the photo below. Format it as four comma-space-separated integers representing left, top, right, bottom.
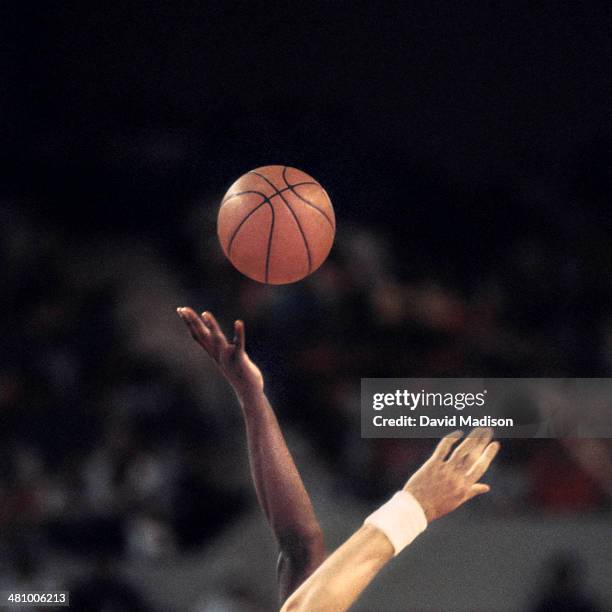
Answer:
465, 483, 490, 501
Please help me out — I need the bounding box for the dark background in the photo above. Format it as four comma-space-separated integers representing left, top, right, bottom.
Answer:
1, 2, 611, 610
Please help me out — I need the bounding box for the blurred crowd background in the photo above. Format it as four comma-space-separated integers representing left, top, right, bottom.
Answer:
2, 2, 612, 610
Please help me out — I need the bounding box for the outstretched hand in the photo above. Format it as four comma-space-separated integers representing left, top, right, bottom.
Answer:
177, 307, 264, 398
404, 427, 500, 522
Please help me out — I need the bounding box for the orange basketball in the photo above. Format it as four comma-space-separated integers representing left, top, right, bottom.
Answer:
217, 165, 336, 284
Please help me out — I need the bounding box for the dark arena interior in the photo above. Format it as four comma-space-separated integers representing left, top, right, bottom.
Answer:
1, 3, 612, 611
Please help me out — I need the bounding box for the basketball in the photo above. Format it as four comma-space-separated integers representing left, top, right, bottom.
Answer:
217, 165, 336, 284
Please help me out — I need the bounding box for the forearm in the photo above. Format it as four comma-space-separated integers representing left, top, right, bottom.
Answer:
281, 524, 393, 612
237, 387, 324, 550
177, 307, 325, 600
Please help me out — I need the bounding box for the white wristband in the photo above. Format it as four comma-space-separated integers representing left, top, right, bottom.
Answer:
364, 491, 428, 556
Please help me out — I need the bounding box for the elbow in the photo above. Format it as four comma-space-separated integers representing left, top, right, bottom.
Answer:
284, 524, 325, 556
278, 528, 327, 611
279, 527, 325, 569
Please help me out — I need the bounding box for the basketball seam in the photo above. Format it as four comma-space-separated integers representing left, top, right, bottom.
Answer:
226, 199, 273, 260
220, 182, 318, 209
222, 189, 270, 207
248, 170, 312, 276
282, 166, 335, 231
265, 196, 275, 283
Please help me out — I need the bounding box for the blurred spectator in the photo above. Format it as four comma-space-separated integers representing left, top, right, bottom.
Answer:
69, 556, 151, 612
531, 552, 603, 612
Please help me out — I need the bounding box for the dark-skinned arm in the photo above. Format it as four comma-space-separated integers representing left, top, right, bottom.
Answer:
177, 307, 325, 602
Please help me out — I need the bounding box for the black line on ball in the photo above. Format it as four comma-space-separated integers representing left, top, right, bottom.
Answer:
221, 182, 317, 209
280, 195, 312, 273
282, 166, 335, 231
265, 197, 275, 283
249, 170, 312, 274
221, 189, 269, 206
227, 199, 272, 257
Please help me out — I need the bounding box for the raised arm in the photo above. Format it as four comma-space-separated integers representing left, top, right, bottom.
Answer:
281, 428, 500, 612
177, 307, 325, 602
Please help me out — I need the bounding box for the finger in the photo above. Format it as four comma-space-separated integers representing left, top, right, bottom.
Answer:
448, 427, 493, 464
430, 430, 463, 462
233, 320, 245, 352
202, 311, 228, 358
177, 307, 211, 347
465, 483, 490, 501
201, 311, 224, 337
467, 441, 501, 481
